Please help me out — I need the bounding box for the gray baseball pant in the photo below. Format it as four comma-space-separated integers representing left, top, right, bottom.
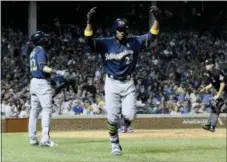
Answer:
104, 75, 137, 125
28, 78, 53, 143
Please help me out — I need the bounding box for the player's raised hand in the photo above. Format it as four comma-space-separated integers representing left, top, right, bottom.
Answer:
150, 6, 162, 20
87, 7, 97, 24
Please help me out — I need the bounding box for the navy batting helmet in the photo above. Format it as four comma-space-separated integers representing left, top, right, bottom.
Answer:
30, 31, 49, 46
112, 18, 129, 33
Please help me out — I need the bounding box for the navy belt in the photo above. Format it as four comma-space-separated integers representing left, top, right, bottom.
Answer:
108, 74, 131, 81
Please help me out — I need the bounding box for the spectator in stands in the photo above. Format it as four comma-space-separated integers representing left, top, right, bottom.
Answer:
1, 15, 227, 117
72, 99, 84, 115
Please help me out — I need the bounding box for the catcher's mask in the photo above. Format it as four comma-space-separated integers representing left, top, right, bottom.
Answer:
112, 18, 129, 36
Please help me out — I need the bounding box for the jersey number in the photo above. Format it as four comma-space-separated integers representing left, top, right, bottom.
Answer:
30, 54, 38, 72
125, 56, 133, 65
30, 51, 38, 72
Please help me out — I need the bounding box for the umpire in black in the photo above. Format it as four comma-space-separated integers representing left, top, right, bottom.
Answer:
200, 59, 227, 132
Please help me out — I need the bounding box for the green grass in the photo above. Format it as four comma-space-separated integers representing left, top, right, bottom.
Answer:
2, 132, 226, 162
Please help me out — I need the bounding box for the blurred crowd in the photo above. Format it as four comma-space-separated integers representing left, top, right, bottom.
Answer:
1, 19, 227, 118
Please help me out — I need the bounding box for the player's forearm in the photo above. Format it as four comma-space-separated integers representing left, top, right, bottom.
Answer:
84, 24, 93, 37
204, 84, 213, 91
150, 20, 159, 36
217, 83, 225, 97
138, 20, 159, 46
84, 24, 96, 52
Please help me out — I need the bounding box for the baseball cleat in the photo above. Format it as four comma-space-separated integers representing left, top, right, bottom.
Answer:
40, 140, 58, 147
209, 126, 215, 132
29, 140, 39, 146
202, 124, 210, 131
118, 126, 134, 133
111, 143, 122, 156
202, 124, 215, 132
118, 126, 127, 133
127, 126, 134, 133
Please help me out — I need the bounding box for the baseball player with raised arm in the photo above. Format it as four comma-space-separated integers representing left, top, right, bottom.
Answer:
84, 6, 161, 155
28, 31, 66, 147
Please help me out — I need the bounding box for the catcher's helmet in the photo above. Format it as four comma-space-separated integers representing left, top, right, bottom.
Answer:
30, 31, 49, 46
112, 18, 129, 33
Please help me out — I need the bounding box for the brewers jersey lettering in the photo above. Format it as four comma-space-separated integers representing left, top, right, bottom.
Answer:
93, 33, 153, 76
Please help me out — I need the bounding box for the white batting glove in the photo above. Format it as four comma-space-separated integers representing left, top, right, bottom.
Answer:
56, 70, 66, 76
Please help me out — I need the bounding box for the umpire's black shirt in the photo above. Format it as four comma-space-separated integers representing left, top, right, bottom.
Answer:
206, 68, 227, 93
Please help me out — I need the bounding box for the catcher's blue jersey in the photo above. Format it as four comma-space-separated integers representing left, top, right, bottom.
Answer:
93, 33, 153, 77
30, 46, 50, 79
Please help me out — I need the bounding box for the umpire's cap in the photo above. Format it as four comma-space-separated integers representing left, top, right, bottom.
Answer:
205, 59, 214, 65
112, 18, 129, 32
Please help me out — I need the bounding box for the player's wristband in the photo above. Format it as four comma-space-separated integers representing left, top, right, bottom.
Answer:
150, 28, 159, 35
84, 30, 93, 36
43, 66, 53, 73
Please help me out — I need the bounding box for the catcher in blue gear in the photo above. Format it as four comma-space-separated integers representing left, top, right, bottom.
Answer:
84, 6, 161, 156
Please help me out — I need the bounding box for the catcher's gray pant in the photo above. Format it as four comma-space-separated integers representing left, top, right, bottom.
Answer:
28, 78, 53, 143
104, 75, 137, 124
207, 92, 227, 127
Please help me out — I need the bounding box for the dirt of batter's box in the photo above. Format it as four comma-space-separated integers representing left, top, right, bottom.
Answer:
49, 129, 226, 139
